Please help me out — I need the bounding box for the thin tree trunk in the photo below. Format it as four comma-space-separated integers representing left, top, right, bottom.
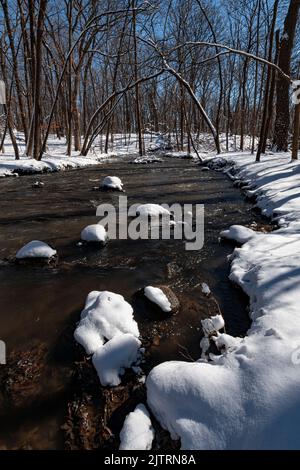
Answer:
273, 0, 300, 151
292, 103, 300, 160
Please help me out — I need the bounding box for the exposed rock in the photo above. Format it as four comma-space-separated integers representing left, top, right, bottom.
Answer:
135, 285, 180, 319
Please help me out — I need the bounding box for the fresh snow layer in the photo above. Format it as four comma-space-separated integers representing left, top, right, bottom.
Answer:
119, 404, 155, 450
220, 224, 256, 244
136, 203, 171, 217
16, 240, 56, 259
80, 224, 107, 243
147, 151, 300, 450
92, 333, 141, 386
144, 286, 171, 312
74, 291, 139, 355
101, 176, 123, 191
212, 333, 242, 353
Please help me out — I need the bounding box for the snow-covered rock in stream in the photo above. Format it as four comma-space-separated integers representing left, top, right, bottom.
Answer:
92, 333, 141, 387
220, 224, 256, 245
16, 240, 57, 260
144, 286, 171, 312
130, 156, 162, 164
119, 404, 155, 450
100, 176, 123, 191
136, 203, 171, 218
74, 291, 139, 355
143, 285, 180, 315
80, 224, 108, 245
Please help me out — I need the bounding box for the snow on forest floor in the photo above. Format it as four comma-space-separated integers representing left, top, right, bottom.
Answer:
0, 132, 255, 177
147, 150, 300, 449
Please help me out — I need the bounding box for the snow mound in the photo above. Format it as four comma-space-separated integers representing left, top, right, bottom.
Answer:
92, 333, 141, 386
16, 240, 57, 259
136, 203, 171, 217
144, 286, 171, 312
220, 224, 256, 244
119, 404, 155, 450
101, 176, 123, 191
80, 224, 108, 244
147, 224, 300, 449
74, 291, 139, 355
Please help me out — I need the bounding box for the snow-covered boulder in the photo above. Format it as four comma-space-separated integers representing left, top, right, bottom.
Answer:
92, 333, 141, 386
143, 285, 180, 315
74, 291, 139, 355
119, 404, 155, 450
220, 224, 256, 245
136, 204, 171, 218
16, 240, 57, 261
80, 224, 108, 245
100, 176, 123, 191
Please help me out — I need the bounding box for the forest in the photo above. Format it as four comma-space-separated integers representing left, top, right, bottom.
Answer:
0, 0, 299, 160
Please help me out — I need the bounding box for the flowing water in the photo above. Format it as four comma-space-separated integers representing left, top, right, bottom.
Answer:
0, 155, 266, 449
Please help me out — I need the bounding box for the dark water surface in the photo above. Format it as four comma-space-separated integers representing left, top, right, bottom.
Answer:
0, 156, 264, 449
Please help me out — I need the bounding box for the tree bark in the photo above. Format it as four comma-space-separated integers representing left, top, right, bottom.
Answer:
273, 0, 300, 151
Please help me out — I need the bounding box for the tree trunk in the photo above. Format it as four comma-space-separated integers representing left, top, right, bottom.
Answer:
273, 0, 300, 151
292, 103, 300, 160
33, 0, 48, 160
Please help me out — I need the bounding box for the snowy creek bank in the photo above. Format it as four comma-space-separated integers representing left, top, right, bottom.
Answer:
0, 155, 269, 449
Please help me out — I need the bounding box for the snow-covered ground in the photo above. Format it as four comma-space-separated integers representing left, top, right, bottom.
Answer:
0, 132, 256, 177
147, 150, 300, 450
